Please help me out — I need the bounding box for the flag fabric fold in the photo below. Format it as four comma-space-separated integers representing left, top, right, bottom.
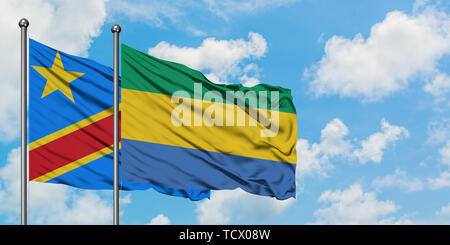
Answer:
121, 44, 297, 200
28, 39, 209, 201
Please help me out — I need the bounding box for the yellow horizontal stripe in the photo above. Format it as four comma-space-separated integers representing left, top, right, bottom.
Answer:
122, 89, 297, 164
29, 107, 114, 151
31, 143, 120, 182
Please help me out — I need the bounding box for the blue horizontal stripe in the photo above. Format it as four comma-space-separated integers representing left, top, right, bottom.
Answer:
122, 139, 296, 200
45, 151, 210, 201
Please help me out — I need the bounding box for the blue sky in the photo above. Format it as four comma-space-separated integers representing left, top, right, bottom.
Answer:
0, 0, 450, 225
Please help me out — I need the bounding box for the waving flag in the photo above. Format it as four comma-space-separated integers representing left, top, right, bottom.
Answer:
121, 44, 297, 200
28, 39, 209, 200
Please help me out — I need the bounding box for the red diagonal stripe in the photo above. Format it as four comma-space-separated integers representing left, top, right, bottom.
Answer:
29, 113, 121, 180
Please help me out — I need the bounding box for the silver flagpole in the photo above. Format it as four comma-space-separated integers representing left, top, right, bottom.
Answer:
19, 18, 29, 226
111, 24, 121, 226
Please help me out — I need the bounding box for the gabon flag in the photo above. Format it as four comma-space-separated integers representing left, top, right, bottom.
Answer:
121, 44, 297, 200
28, 39, 209, 200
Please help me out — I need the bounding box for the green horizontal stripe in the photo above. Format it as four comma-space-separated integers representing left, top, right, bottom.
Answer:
121, 44, 296, 114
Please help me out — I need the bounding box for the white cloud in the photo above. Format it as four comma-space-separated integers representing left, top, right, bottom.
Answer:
352, 119, 409, 164
296, 118, 351, 178
297, 118, 408, 177
148, 214, 171, 225
11, 0, 107, 57
427, 118, 450, 144
0, 148, 22, 221
203, 0, 300, 20
306, 6, 450, 101
312, 184, 410, 224
239, 63, 262, 87
318, 118, 353, 156
0, 0, 108, 142
372, 169, 424, 192
195, 188, 294, 224
436, 202, 450, 217
148, 32, 267, 84
424, 72, 450, 99
40, 190, 112, 225
0, 86, 20, 143
296, 138, 333, 178
438, 140, 450, 166
240, 74, 260, 87
0, 147, 118, 224
428, 170, 450, 189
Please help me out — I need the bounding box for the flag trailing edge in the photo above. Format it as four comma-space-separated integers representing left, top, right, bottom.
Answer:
121, 44, 298, 200
28, 39, 209, 201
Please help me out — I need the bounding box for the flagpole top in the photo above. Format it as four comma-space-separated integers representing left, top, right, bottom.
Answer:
111, 24, 121, 33
18, 18, 29, 28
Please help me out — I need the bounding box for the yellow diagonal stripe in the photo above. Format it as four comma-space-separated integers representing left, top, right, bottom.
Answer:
29, 107, 114, 151
31, 143, 121, 182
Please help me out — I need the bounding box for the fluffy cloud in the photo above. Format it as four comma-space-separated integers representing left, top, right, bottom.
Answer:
424, 72, 450, 100
305, 6, 450, 101
296, 139, 333, 178
148, 32, 267, 85
297, 118, 408, 177
0, 148, 115, 224
195, 188, 295, 225
33, 189, 112, 225
352, 119, 409, 164
312, 184, 411, 224
296, 118, 350, 177
372, 169, 424, 192
0, 0, 107, 142
203, 0, 300, 20
428, 170, 450, 190
318, 118, 354, 157
148, 214, 171, 225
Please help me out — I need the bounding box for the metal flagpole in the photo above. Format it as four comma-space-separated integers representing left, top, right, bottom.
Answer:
111, 24, 121, 226
19, 18, 29, 226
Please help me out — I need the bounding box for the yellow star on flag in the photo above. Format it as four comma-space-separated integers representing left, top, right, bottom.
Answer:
32, 51, 84, 103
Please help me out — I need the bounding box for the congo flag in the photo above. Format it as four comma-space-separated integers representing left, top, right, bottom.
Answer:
121, 44, 297, 200
29, 39, 209, 200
